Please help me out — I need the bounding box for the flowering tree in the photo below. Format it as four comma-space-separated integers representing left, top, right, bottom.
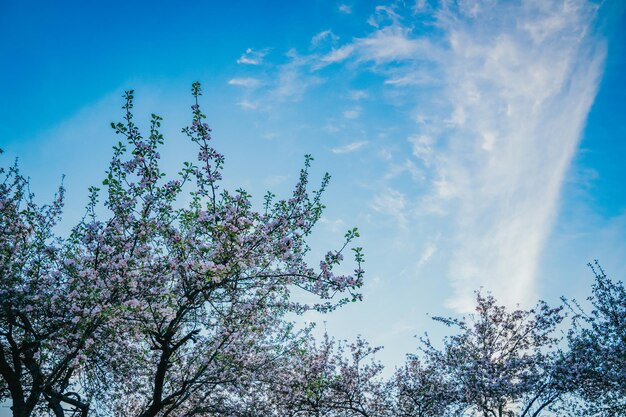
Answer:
0, 83, 364, 417
565, 262, 626, 416
265, 332, 387, 416
6, 83, 624, 417
0, 151, 85, 417
420, 292, 570, 417
389, 355, 463, 417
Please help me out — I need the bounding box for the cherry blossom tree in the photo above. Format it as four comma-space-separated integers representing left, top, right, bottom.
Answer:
264, 332, 387, 416
565, 261, 626, 416
6, 83, 625, 417
0, 83, 364, 417
0, 151, 82, 417
390, 355, 463, 417
420, 292, 570, 417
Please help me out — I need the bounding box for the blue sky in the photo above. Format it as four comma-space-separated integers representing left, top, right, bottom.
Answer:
1, 0, 626, 378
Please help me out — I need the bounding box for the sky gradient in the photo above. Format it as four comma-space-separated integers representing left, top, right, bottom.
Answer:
1, 0, 625, 384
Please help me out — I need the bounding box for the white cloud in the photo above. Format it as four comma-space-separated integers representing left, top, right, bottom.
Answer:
318, 45, 355, 67
274, 49, 324, 100
408, 134, 435, 166
324, 123, 341, 133
384, 71, 434, 86
236, 99, 258, 110
315, 23, 435, 70
225, 1, 606, 315
368, 5, 402, 27
338, 4, 352, 14
311, 30, 339, 48
342, 108, 361, 119
384, 159, 423, 183
311, 0, 605, 312
413, 0, 430, 13
416, 242, 437, 269
228, 78, 261, 88
331, 140, 367, 154
236, 48, 268, 65
371, 188, 408, 229
420, 0, 606, 311
347, 90, 368, 100
378, 147, 394, 161
355, 24, 428, 63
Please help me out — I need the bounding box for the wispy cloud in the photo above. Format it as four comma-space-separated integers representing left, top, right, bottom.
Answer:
409, 0, 606, 311
347, 90, 368, 100
306, 0, 605, 311
273, 49, 324, 100
229, 47, 327, 108
317, 45, 355, 67
408, 134, 435, 167
416, 241, 437, 270
225, 1, 606, 314
384, 159, 423, 183
371, 188, 408, 230
384, 71, 434, 86
355, 24, 428, 63
228, 78, 261, 88
331, 140, 367, 154
338, 4, 352, 14
236, 99, 258, 110
311, 30, 339, 48
236, 48, 268, 65
316, 22, 434, 70
324, 123, 341, 133
342, 107, 361, 119
367, 5, 402, 28
412, 0, 430, 14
